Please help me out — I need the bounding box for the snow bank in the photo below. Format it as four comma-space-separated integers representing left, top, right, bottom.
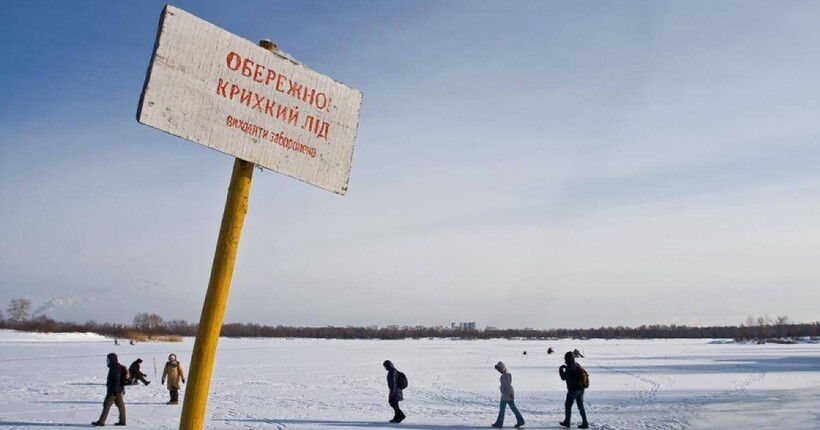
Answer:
0, 328, 109, 342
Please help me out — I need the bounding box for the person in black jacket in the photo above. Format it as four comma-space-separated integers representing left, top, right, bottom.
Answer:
559, 351, 588, 429
128, 358, 150, 385
92, 352, 127, 426
383, 360, 405, 423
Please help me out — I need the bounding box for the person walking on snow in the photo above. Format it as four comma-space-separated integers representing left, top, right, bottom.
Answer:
161, 353, 185, 405
559, 351, 588, 429
128, 358, 150, 385
383, 360, 405, 423
91, 352, 127, 426
491, 361, 525, 428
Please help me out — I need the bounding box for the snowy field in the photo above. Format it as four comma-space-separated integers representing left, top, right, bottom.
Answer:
1, 330, 819, 429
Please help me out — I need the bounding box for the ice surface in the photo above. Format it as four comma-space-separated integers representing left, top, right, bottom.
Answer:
0, 331, 818, 429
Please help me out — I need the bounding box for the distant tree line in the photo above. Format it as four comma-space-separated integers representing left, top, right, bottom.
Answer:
1, 299, 818, 341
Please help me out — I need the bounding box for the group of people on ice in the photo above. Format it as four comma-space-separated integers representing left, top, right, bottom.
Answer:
90, 352, 186, 426
385, 350, 590, 428
92, 348, 588, 427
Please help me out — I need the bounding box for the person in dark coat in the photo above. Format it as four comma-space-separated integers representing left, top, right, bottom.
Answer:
128, 358, 150, 385
383, 360, 405, 423
92, 352, 127, 426
559, 351, 588, 429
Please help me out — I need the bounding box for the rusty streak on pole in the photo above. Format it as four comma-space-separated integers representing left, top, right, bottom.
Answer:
179, 40, 277, 430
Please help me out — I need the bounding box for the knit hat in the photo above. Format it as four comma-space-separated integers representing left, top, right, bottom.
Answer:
494, 361, 506, 372
564, 351, 575, 364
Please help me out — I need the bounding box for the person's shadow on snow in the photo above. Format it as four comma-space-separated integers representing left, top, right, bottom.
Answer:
0, 421, 89, 428
223, 418, 554, 429
36, 400, 165, 405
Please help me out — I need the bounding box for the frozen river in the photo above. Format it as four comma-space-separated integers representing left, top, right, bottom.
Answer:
1, 330, 818, 429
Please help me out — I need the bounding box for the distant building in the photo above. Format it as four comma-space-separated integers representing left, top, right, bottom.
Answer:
450, 321, 477, 331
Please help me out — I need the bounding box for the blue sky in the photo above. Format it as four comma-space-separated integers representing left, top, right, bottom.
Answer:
1, 1, 819, 328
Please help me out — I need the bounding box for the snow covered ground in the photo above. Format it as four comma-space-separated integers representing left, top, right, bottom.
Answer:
0, 330, 818, 429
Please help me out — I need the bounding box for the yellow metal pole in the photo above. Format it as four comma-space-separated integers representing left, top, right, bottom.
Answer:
179, 158, 253, 430
178, 40, 277, 430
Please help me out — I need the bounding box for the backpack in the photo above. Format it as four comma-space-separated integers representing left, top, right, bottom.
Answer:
578, 365, 589, 389
121, 365, 130, 394
397, 371, 408, 389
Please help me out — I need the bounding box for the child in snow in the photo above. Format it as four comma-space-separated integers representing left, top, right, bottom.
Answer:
492, 361, 525, 428
161, 353, 185, 405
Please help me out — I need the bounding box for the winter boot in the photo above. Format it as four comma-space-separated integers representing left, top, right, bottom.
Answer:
91, 421, 104, 426
559, 421, 570, 428
578, 423, 589, 429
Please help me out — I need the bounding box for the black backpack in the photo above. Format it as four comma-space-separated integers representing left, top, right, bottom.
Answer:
397, 371, 408, 389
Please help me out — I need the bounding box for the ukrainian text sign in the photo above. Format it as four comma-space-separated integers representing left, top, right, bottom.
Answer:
137, 5, 363, 195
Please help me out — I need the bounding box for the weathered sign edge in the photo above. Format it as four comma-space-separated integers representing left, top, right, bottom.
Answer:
136, 4, 169, 124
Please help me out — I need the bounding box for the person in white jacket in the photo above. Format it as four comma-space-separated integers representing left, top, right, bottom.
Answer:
492, 361, 525, 428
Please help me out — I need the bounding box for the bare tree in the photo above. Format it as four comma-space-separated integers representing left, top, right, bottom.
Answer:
753, 315, 773, 339
776, 315, 791, 338
133, 312, 165, 333
165, 319, 194, 335
147, 313, 164, 332
7, 298, 32, 322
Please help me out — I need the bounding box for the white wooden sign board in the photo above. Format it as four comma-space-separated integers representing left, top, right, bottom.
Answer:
137, 5, 363, 195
